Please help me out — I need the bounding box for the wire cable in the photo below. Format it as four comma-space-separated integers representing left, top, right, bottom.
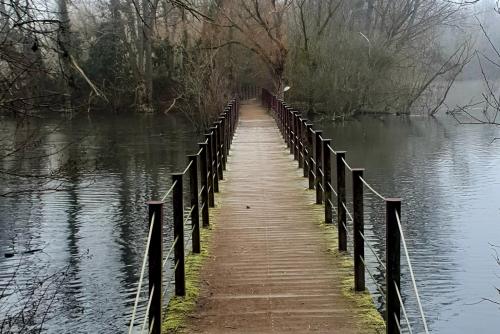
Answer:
162, 236, 179, 269
327, 182, 338, 197
342, 201, 353, 222
161, 180, 178, 202
328, 144, 337, 156
140, 285, 155, 334
359, 231, 386, 271
359, 176, 385, 201
395, 211, 430, 334
360, 255, 386, 301
128, 212, 155, 334
182, 160, 193, 175
394, 281, 414, 334
342, 157, 353, 172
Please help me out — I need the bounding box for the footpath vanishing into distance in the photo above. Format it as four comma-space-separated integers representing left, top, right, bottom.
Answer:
182, 101, 382, 333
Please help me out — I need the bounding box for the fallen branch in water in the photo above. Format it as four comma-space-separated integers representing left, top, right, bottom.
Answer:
164, 95, 183, 114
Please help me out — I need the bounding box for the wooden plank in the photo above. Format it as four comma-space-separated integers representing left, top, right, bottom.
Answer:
185, 102, 380, 333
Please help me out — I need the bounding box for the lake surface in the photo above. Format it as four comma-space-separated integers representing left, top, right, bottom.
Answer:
1, 94, 500, 333
319, 112, 500, 333
0, 112, 199, 333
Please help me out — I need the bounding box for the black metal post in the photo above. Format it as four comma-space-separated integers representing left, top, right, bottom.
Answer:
198, 142, 210, 226
147, 200, 163, 334
172, 173, 185, 296
188, 155, 200, 254
307, 124, 314, 190
315, 130, 323, 204
205, 134, 215, 207
210, 128, 219, 192
386, 199, 401, 334
352, 168, 365, 292
218, 117, 226, 171
336, 151, 347, 251
214, 123, 223, 181
323, 139, 333, 224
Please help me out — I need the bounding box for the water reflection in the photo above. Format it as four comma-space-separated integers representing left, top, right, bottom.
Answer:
319, 114, 500, 333
0, 112, 198, 333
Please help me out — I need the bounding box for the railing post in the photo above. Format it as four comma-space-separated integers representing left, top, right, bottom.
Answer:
214, 123, 223, 181
352, 168, 365, 292
210, 128, 219, 192
306, 124, 314, 190
205, 133, 215, 207
172, 173, 185, 296
292, 112, 298, 161
198, 142, 210, 226
225, 108, 230, 155
188, 155, 200, 254
299, 118, 305, 171
322, 139, 333, 224
218, 117, 226, 171
336, 151, 347, 251
147, 200, 163, 334
289, 108, 294, 155
386, 199, 401, 334
314, 130, 323, 204
281, 103, 285, 136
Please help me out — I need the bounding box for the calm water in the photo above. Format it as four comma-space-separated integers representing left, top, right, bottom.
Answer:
1, 96, 500, 333
0, 112, 198, 333
319, 112, 500, 333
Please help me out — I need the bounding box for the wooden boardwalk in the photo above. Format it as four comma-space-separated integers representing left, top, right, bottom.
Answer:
184, 102, 379, 333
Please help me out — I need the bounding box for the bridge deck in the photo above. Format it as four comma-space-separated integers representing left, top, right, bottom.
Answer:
184, 102, 377, 333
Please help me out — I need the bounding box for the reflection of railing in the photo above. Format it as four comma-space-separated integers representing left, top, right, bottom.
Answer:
262, 89, 429, 334
127, 98, 240, 334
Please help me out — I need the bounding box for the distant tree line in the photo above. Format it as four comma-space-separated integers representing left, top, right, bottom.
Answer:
0, 0, 480, 119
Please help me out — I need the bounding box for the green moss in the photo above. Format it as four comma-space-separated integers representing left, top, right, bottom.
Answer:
162, 179, 226, 333
307, 190, 385, 333
162, 201, 220, 333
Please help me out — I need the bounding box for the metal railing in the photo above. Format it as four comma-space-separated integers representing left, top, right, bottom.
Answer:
128, 98, 240, 334
262, 89, 429, 334
237, 85, 259, 101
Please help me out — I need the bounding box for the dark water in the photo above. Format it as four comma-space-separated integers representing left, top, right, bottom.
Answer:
0, 112, 198, 333
319, 114, 500, 333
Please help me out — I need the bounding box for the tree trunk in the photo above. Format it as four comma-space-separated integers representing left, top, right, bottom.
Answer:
144, 0, 153, 111
57, 0, 74, 112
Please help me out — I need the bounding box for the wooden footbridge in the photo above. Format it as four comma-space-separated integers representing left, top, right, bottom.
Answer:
127, 89, 429, 334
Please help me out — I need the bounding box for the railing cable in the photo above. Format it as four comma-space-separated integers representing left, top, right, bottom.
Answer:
148, 318, 155, 334
395, 211, 430, 334
162, 236, 179, 268
359, 176, 385, 201
360, 255, 386, 300
327, 182, 338, 197
161, 180, 177, 202
328, 144, 337, 156
184, 206, 195, 225
128, 212, 155, 334
182, 160, 193, 175
139, 285, 155, 334
359, 231, 386, 271
395, 281, 414, 334
342, 157, 353, 172
342, 201, 353, 222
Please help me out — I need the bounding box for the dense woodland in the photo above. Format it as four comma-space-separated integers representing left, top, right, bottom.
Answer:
0, 0, 487, 122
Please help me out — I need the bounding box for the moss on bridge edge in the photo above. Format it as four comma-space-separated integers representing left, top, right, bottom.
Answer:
161, 200, 219, 334
309, 199, 386, 333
